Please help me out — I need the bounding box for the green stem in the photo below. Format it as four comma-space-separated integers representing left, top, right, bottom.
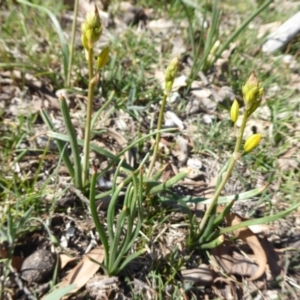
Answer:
66, 0, 79, 88
147, 92, 168, 177
198, 111, 248, 234
82, 47, 95, 186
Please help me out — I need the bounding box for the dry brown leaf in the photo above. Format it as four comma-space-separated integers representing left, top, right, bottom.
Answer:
231, 251, 261, 278
212, 276, 239, 300
162, 163, 175, 182
56, 246, 105, 298
225, 211, 267, 280
259, 237, 282, 279
0, 247, 24, 271
59, 253, 78, 270
278, 146, 299, 172
210, 240, 235, 275
205, 173, 279, 282
211, 238, 264, 281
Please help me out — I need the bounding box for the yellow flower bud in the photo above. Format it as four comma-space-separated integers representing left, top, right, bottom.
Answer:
247, 99, 261, 117
244, 134, 262, 153
242, 72, 263, 110
210, 40, 220, 56
85, 5, 101, 30
81, 34, 88, 50
230, 99, 239, 123
81, 5, 102, 49
97, 46, 110, 70
164, 57, 179, 93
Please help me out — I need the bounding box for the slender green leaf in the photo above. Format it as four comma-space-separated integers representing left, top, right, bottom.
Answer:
213, 199, 235, 227
148, 172, 187, 195
109, 208, 127, 273
107, 184, 124, 244
59, 98, 82, 188
117, 249, 145, 273
43, 285, 77, 300
221, 202, 300, 235
163, 185, 268, 205
199, 212, 216, 244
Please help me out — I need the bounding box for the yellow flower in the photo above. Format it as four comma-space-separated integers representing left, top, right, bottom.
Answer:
164, 57, 179, 94
81, 5, 102, 49
244, 134, 262, 153
242, 72, 263, 110
230, 99, 239, 123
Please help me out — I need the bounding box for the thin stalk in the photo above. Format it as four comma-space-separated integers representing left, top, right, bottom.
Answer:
199, 111, 248, 234
66, 0, 79, 88
82, 47, 95, 186
214, 0, 273, 63
147, 93, 168, 177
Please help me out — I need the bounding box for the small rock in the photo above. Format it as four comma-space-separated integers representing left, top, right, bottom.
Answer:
282, 54, 294, 65
167, 92, 180, 105
190, 84, 212, 98
186, 97, 202, 115
265, 290, 279, 300
218, 86, 236, 102
172, 75, 187, 90
295, 216, 300, 227
164, 111, 184, 130
180, 166, 203, 180
201, 114, 213, 124
86, 274, 119, 300
281, 54, 299, 70
253, 105, 271, 121
21, 249, 55, 283
266, 84, 280, 97
187, 157, 202, 169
